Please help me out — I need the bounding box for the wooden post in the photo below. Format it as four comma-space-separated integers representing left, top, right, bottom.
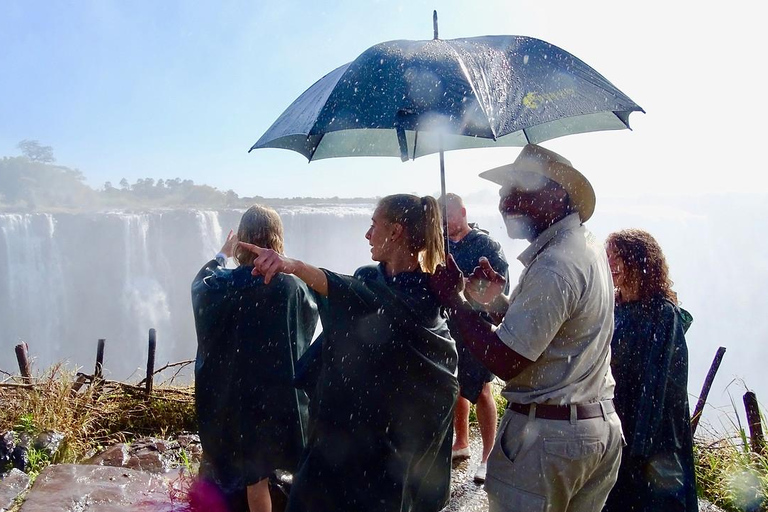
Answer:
70, 373, 87, 396
691, 346, 726, 436
94, 338, 105, 381
146, 328, 156, 398
744, 391, 765, 455
14, 342, 31, 384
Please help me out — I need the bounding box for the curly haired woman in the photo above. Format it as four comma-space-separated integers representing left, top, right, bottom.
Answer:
603, 229, 697, 512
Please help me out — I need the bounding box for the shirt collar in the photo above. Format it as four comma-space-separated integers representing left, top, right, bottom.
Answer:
518, 213, 582, 267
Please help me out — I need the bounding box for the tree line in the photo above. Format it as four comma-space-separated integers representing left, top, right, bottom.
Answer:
0, 141, 374, 212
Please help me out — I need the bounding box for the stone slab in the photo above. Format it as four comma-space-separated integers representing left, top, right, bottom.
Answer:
0, 468, 30, 511
18, 464, 177, 512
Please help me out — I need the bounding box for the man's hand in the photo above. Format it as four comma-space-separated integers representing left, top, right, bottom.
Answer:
238, 242, 297, 284
465, 257, 507, 305
430, 254, 465, 308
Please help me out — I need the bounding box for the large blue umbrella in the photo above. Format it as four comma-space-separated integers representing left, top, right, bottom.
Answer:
250, 14, 643, 247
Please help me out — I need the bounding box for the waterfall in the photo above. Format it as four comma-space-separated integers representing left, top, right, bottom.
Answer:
0, 214, 67, 366
0, 196, 767, 429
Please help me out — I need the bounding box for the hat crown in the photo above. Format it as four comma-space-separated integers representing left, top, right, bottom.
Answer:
478, 144, 596, 223
514, 144, 573, 174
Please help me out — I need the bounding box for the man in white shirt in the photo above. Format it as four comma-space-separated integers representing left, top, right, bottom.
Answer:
430, 144, 622, 512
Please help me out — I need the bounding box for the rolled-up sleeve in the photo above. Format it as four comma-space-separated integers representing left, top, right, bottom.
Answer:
495, 266, 576, 362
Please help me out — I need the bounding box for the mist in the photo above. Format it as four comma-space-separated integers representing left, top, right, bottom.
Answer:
1, 192, 765, 434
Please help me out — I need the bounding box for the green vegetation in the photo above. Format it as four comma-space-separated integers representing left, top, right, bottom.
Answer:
695, 422, 768, 511
0, 140, 375, 212
4, 365, 768, 510
0, 364, 196, 466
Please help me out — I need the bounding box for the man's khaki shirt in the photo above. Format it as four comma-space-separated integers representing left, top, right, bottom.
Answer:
496, 213, 616, 405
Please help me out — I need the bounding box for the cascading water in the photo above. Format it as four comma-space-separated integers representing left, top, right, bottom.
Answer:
0, 213, 67, 366
0, 195, 767, 429
0, 206, 380, 380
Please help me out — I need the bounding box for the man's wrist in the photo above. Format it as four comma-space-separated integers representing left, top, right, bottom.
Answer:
215, 252, 227, 266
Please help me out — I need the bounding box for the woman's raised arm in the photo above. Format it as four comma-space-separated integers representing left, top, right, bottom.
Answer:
238, 241, 329, 296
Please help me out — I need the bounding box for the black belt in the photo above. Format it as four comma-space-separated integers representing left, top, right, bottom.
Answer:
506, 400, 615, 420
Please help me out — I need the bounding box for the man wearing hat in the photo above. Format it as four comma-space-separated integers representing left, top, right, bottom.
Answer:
430, 144, 622, 512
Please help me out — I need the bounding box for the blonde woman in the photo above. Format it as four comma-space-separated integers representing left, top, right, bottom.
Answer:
240, 194, 458, 512
192, 205, 318, 512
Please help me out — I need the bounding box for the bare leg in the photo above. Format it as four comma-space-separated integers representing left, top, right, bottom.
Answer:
247, 478, 272, 512
453, 394, 471, 451
475, 382, 498, 463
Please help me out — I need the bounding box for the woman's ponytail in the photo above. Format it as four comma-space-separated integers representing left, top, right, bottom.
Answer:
419, 196, 445, 273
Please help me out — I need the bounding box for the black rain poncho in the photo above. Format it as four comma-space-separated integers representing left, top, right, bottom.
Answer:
604, 297, 697, 512
192, 260, 318, 503
287, 264, 458, 512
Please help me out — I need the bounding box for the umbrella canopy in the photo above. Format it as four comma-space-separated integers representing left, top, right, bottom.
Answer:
250, 34, 644, 162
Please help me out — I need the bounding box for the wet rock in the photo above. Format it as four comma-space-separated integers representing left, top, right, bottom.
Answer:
126, 449, 167, 473
176, 433, 202, 463
0, 432, 14, 469
84, 436, 197, 474
32, 431, 65, 459
11, 446, 28, 472
176, 433, 200, 449
14, 433, 31, 451
18, 464, 174, 512
128, 438, 176, 473
84, 443, 129, 467
698, 498, 728, 512
132, 437, 177, 454
0, 468, 31, 511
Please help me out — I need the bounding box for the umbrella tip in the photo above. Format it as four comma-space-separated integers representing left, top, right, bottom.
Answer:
433, 10, 438, 40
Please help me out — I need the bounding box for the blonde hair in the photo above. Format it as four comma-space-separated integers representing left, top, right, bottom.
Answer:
377, 194, 445, 273
234, 204, 284, 266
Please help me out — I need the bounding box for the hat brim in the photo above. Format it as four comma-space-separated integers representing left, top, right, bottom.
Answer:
479, 160, 596, 222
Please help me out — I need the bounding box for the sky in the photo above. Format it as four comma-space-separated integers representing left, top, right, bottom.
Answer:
2, 0, 768, 431
1, 0, 765, 201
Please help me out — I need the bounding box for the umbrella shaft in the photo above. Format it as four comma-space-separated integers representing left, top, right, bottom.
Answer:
439, 148, 449, 258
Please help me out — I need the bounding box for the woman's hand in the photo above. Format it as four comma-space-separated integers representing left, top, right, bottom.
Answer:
430, 254, 466, 309
238, 242, 298, 284
465, 257, 506, 305
219, 230, 238, 258
237, 241, 328, 295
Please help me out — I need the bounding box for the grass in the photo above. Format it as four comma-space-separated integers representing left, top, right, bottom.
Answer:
0, 364, 196, 467
5, 368, 768, 512
694, 416, 768, 512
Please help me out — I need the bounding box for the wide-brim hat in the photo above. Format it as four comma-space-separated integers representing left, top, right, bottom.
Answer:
479, 144, 596, 222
